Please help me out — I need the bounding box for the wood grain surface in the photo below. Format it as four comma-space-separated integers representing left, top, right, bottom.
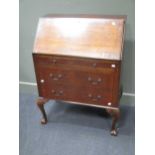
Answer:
33, 16, 125, 60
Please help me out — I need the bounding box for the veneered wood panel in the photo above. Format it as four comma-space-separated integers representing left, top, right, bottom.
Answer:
33, 17, 125, 60
33, 53, 120, 71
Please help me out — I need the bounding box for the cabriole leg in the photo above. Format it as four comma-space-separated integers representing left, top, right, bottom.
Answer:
36, 98, 49, 124
106, 108, 120, 136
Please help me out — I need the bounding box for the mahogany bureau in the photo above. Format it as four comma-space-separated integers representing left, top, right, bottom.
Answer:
33, 15, 126, 136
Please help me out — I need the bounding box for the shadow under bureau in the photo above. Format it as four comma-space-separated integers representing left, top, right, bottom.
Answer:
33, 14, 126, 136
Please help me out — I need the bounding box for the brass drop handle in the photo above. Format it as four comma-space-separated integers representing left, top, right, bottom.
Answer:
51, 89, 63, 96
88, 94, 102, 101
49, 73, 63, 80
55, 90, 63, 96
88, 77, 102, 85
92, 95, 102, 101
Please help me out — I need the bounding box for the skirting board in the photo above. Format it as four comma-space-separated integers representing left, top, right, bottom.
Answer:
19, 81, 135, 106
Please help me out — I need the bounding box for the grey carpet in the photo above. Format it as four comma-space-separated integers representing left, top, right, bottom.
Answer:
19, 93, 135, 155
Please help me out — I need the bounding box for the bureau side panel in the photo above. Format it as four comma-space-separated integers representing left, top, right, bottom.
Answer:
111, 61, 121, 107
33, 54, 47, 97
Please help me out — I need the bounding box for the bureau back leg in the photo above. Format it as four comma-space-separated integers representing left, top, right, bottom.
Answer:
106, 108, 120, 136
36, 98, 49, 124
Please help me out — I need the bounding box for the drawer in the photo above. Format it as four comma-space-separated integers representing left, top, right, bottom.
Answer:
38, 66, 114, 91
33, 54, 120, 70
40, 83, 114, 107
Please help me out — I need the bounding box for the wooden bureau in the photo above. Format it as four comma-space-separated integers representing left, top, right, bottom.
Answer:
33, 15, 126, 136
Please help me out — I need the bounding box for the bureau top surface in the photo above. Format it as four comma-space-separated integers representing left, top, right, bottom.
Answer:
33, 15, 126, 60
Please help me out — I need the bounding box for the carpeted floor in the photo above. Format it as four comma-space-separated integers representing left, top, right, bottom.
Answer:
19, 93, 135, 155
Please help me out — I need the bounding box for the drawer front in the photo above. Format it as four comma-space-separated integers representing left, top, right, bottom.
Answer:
41, 67, 114, 90
45, 86, 112, 107
33, 54, 120, 70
